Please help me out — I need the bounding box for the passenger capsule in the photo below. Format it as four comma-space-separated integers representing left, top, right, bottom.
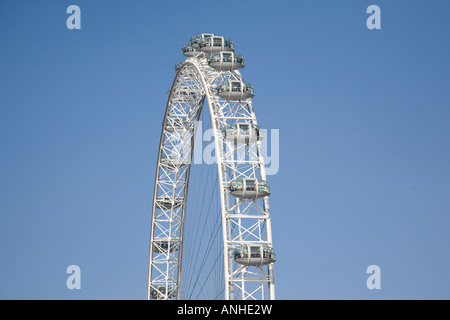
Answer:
182, 44, 197, 57
170, 87, 198, 100
165, 118, 189, 132
207, 52, 245, 71
174, 61, 184, 73
199, 36, 234, 53
228, 178, 270, 199
152, 238, 179, 253
216, 80, 254, 100
232, 244, 276, 266
150, 285, 176, 300
156, 195, 183, 209
190, 33, 214, 49
160, 154, 187, 169
222, 123, 262, 143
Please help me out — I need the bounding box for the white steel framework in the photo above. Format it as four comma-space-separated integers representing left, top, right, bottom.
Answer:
147, 34, 275, 300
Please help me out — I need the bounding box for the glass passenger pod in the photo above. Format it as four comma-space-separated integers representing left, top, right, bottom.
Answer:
150, 285, 176, 300
190, 33, 214, 49
216, 80, 255, 100
174, 61, 184, 73
199, 36, 234, 53
160, 154, 187, 169
232, 244, 276, 266
156, 195, 183, 209
182, 43, 197, 57
222, 123, 262, 143
170, 87, 198, 100
165, 118, 189, 132
207, 52, 245, 71
152, 238, 179, 253
228, 178, 270, 199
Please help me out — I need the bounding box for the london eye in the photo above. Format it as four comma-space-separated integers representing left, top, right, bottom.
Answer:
147, 34, 276, 300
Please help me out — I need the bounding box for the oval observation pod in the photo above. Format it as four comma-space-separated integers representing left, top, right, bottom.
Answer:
174, 61, 184, 73
182, 44, 197, 57
207, 52, 245, 71
150, 285, 176, 300
216, 80, 254, 100
228, 178, 270, 199
160, 154, 187, 169
156, 195, 183, 210
170, 87, 198, 101
165, 118, 189, 132
190, 33, 214, 49
199, 36, 234, 53
222, 123, 262, 143
152, 238, 179, 253
232, 244, 276, 266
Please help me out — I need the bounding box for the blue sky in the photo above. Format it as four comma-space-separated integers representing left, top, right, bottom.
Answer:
1, 0, 449, 299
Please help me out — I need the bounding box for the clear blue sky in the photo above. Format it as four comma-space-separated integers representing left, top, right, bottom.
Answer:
1, 0, 449, 299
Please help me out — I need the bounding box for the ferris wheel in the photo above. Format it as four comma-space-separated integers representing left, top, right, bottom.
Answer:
147, 34, 276, 300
